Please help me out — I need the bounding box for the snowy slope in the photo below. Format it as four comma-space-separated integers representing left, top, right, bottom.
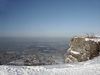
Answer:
0, 56, 100, 75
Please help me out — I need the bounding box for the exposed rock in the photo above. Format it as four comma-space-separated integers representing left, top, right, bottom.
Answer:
65, 55, 78, 63
98, 42, 100, 52
65, 36, 100, 63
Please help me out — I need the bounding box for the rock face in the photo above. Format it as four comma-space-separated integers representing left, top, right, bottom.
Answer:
65, 36, 100, 63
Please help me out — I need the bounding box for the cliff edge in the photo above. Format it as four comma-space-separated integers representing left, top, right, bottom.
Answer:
65, 35, 100, 63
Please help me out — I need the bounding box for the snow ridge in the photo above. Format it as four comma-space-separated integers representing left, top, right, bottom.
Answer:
85, 38, 100, 43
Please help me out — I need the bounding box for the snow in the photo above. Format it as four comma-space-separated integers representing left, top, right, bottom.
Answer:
70, 50, 80, 55
85, 38, 100, 43
74, 35, 100, 43
68, 48, 80, 55
95, 35, 100, 38
0, 56, 100, 75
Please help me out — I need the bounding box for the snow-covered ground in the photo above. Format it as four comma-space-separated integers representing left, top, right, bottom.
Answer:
85, 37, 100, 43
0, 55, 100, 75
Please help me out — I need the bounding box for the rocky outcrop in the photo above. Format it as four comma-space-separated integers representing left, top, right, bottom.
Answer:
64, 36, 100, 63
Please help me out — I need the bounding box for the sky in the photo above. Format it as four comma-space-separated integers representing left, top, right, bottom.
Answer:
0, 0, 100, 37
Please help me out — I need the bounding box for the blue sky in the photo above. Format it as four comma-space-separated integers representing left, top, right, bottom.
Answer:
0, 0, 100, 37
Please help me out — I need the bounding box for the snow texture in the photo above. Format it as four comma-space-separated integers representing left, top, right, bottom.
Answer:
70, 50, 80, 55
0, 56, 100, 75
85, 38, 100, 43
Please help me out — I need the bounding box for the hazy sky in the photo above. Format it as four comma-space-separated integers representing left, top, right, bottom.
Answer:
0, 0, 100, 37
